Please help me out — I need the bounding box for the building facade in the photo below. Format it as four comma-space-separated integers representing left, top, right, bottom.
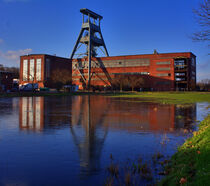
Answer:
72, 52, 196, 91
19, 54, 71, 88
19, 52, 196, 91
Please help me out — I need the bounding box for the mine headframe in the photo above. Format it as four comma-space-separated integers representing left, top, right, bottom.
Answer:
70, 8, 109, 88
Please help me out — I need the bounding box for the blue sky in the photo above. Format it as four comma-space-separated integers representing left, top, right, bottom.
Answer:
0, 0, 209, 81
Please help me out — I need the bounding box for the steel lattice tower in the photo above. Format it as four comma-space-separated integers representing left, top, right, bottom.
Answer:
70, 8, 109, 88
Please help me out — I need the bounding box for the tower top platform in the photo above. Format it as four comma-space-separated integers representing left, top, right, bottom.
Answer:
80, 8, 103, 20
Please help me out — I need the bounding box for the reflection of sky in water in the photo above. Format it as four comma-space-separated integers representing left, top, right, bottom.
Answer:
0, 96, 209, 186
196, 102, 210, 121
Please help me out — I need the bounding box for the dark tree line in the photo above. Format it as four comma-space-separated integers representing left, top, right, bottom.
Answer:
45, 69, 72, 91
0, 64, 19, 78
112, 74, 145, 91
197, 79, 210, 91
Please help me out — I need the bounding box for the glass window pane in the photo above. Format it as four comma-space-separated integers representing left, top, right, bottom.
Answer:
29, 59, 35, 81
23, 59, 28, 81
36, 59, 42, 81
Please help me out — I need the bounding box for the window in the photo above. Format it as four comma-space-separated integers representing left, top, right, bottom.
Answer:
140, 72, 149, 75
46, 59, 50, 78
174, 59, 187, 70
175, 77, 186, 81
175, 72, 185, 76
174, 59, 186, 66
112, 72, 149, 75
29, 59, 35, 81
23, 59, 28, 81
156, 61, 171, 65
36, 59, 42, 81
157, 73, 169, 77
191, 58, 195, 67
156, 67, 171, 71
175, 66, 186, 70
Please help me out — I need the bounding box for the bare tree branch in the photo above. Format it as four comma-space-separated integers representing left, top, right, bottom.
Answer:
192, 0, 210, 42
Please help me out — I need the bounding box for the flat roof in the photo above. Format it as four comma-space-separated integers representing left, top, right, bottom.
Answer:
21, 52, 196, 61
20, 54, 71, 60
21, 54, 55, 57
72, 52, 196, 61
80, 8, 103, 20
101, 52, 196, 58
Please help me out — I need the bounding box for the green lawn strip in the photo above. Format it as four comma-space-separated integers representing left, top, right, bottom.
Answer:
110, 92, 210, 104
1, 92, 210, 104
158, 114, 210, 186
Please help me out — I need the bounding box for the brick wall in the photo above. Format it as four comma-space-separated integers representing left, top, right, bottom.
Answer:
72, 52, 196, 90
19, 55, 72, 88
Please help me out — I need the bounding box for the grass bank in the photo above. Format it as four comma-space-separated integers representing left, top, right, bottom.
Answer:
110, 92, 210, 104
159, 114, 210, 186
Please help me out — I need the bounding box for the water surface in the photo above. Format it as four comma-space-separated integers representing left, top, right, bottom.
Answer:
0, 96, 209, 185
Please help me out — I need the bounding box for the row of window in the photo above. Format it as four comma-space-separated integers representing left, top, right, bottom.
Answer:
174, 59, 186, 66
23, 59, 42, 81
113, 72, 149, 75
157, 73, 171, 77
175, 72, 186, 76
156, 67, 171, 71
175, 77, 186, 81
175, 66, 187, 70
156, 61, 171, 65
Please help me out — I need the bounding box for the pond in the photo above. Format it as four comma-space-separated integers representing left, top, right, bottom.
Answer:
0, 95, 209, 185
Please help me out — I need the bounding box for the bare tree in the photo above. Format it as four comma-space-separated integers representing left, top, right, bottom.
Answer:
128, 75, 144, 92
197, 78, 210, 91
112, 74, 129, 91
51, 69, 72, 91
0, 64, 19, 78
0, 64, 4, 71
192, 0, 210, 42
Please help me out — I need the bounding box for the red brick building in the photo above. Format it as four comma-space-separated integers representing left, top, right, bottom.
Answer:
72, 52, 196, 91
19, 52, 196, 91
19, 54, 71, 88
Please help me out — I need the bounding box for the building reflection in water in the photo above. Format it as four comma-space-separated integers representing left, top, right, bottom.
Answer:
19, 97, 44, 131
19, 96, 196, 173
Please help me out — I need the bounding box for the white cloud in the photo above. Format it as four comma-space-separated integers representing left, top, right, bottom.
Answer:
0, 48, 32, 60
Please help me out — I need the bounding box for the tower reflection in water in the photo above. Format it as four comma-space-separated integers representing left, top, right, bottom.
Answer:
19, 96, 196, 173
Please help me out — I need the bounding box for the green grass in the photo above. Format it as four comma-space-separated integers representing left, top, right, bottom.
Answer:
158, 114, 210, 186
110, 92, 210, 104
1, 91, 210, 104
